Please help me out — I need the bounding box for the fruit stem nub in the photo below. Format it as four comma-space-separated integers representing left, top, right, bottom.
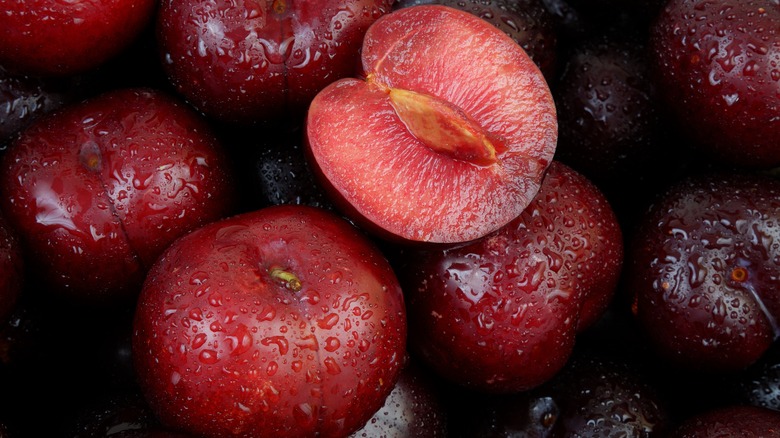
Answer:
269, 266, 302, 292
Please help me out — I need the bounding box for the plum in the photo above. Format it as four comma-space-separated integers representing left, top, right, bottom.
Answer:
307, 5, 557, 244
401, 161, 622, 392
0, 0, 156, 76
0, 88, 236, 302
628, 172, 780, 371
133, 205, 407, 438
157, 0, 393, 124
650, 0, 780, 168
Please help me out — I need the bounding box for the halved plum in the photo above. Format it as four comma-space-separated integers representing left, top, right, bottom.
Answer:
306, 5, 557, 244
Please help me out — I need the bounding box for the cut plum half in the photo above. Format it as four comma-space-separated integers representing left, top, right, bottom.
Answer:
306, 5, 557, 244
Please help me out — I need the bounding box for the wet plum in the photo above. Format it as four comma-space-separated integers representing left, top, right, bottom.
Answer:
669, 405, 780, 437
0, 88, 236, 302
543, 354, 669, 437
401, 161, 623, 392
306, 5, 557, 244
553, 35, 663, 189
157, 0, 393, 124
0, 0, 156, 76
628, 172, 780, 371
650, 0, 780, 168
132, 205, 407, 438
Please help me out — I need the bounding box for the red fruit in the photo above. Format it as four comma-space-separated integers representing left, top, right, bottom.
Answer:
0, 212, 23, 322
670, 405, 780, 437
0, 88, 236, 302
157, 0, 393, 124
132, 205, 407, 438
401, 161, 622, 392
0, 0, 156, 76
306, 5, 557, 244
650, 0, 780, 167
628, 173, 780, 371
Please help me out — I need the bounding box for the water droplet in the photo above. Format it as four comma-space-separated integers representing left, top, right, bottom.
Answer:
261, 336, 289, 355
228, 324, 254, 356
324, 357, 341, 375
267, 361, 278, 376
324, 337, 340, 352
190, 271, 209, 285
317, 313, 339, 329
199, 349, 219, 364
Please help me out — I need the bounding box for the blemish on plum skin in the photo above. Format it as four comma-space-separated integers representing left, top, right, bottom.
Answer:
730, 267, 748, 282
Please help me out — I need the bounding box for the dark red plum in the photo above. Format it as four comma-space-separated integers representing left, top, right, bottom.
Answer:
402, 161, 623, 392
553, 36, 663, 188
628, 173, 780, 371
133, 205, 407, 438
545, 354, 669, 437
394, 0, 559, 79
650, 0, 780, 168
0, 0, 156, 76
670, 405, 780, 437
0, 88, 236, 302
157, 0, 393, 124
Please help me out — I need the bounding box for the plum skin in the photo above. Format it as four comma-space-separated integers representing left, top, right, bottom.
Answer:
628, 173, 780, 371
133, 205, 407, 438
157, 0, 394, 124
0, 0, 156, 76
0, 88, 236, 302
649, 0, 780, 167
401, 161, 623, 392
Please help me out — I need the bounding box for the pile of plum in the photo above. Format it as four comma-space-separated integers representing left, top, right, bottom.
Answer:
0, 0, 779, 436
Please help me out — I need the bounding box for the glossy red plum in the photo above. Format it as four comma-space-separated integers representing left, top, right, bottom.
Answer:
402, 161, 622, 392
0, 0, 156, 76
650, 0, 780, 167
628, 173, 780, 371
307, 5, 557, 244
157, 0, 393, 124
133, 205, 407, 438
670, 405, 780, 437
0, 88, 236, 301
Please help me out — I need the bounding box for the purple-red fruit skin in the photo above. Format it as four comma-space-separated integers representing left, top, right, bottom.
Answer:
0, 0, 156, 76
157, 0, 394, 124
403, 161, 622, 392
650, 0, 780, 167
133, 205, 407, 438
0, 88, 236, 301
554, 36, 661, 186
547, 355, 669, 437
670, 405, 780, 437
629, 173, 780, 371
